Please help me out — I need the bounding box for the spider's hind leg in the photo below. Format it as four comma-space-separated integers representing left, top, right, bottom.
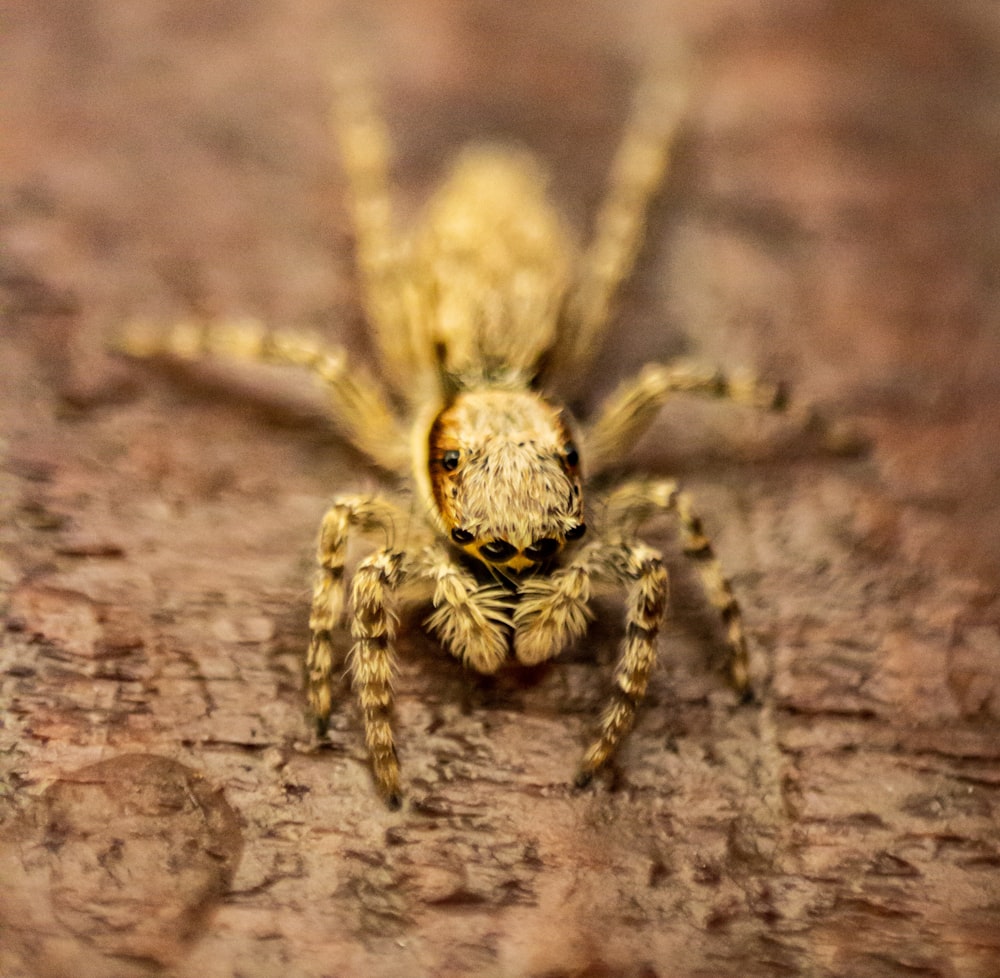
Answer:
557, 70, 690, 385
330, 65, 439, 394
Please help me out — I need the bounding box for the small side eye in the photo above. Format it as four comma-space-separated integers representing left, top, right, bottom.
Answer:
565, 523, 587, 541
564, 443, 580, 468
450, 527, 475, 545
441, 449, 461, 471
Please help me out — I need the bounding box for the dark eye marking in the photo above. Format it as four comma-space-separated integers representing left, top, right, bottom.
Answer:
564, 443, 579, 468
565, 523, 587, 541
479, 539, 517, 562
450, 527, 475, 545
441, 449, 461, 471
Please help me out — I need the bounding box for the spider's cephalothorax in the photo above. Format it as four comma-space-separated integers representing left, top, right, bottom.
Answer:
428, 390, 586, 574
118, 60, 788, 808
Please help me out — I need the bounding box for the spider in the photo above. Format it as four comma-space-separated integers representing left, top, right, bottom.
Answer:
119, 62, 787, 808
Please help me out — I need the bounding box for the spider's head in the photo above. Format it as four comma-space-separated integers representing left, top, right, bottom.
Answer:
428, 390, 587, 573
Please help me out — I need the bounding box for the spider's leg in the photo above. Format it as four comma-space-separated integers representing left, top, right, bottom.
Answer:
114, 319, 409, 473
671, 487, 752, 694
583, 359, 785, 474
306, 495, 409, 733
602, 477, 752, 693
557, 69, 688, 385
348, 546, 405, 808
576, 478, 753, 784
577, 539, 668, 785
419, 545, 512, 674
511, 546, 601, 665
331, 68, 432, 394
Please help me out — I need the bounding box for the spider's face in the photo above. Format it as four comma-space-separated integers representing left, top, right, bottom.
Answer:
428, 390, 587, 573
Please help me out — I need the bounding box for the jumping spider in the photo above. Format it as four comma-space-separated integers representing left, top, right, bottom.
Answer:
120, 64, 787, 808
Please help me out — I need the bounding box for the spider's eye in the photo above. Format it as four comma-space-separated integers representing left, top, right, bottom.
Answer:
564, 443, 580, 468
524, 537, 560, 561
450, 527, 475, 545
565, 523, 587, 541
479, 539, 517, 562
441, 449, 461, 471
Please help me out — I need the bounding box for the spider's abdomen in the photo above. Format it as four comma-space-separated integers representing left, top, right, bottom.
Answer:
410, 147, 577, 384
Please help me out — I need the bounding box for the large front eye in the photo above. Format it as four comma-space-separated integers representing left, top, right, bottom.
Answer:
479, 539, 517, 563
441, 449, 460, 471
524, 537, 559, 561
564, 443, 580, 468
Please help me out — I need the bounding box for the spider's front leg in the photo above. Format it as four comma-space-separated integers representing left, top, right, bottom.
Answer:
308, 496, 409, 806
348, 547, 405, 808
600, 478, 754, 694
576, 539, 669, 786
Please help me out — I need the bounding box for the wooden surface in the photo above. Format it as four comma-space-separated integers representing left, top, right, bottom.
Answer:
2, 1, 1000, 976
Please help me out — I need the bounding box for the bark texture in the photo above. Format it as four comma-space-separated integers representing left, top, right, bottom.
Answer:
2, 2, 1000, 976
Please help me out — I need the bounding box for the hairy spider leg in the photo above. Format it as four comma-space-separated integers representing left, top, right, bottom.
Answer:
330, 67, 427, 394
114, 318, 410, 473
576, 539, 669, 784
557, 70, 690, 386
306, 495, 410, 726
583, 359, 786, 474
347, 547, 405, 808
571, 477, 751, 783
603, 477, 753, 693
